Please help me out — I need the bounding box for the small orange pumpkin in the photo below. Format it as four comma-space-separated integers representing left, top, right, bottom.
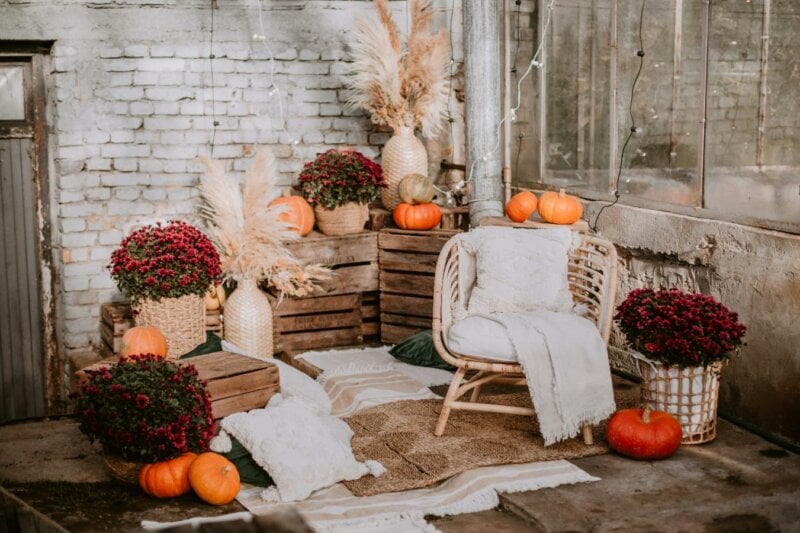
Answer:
188, 452, 241, 505
398, 173, 435, 205
605, 407, 683, 460
269, 194, 314, 236
537, 189, 583, 225
139, 452, 197, 498
119, 326, 168, 361
505, 191, 538, 222
393, 202, 442, 231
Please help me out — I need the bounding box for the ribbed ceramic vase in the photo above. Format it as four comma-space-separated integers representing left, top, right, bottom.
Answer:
223, 278, 274, 359
314, 202, 369, 235
133, 294, 205, 358
381, 126, 428, 211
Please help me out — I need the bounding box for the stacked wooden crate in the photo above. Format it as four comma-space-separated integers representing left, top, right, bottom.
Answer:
378, 228, 461, 344
272, 231, 380, 355
99, 302, 220, 357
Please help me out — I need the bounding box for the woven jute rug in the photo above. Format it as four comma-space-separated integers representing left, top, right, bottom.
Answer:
343, 380, 639, 496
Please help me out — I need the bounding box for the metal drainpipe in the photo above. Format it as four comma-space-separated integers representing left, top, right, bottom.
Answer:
464, 0, 504, 224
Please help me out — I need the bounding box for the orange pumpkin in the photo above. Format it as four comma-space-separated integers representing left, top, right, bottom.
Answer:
119, 326, 168, 361
505, 191, 538, 222
139, 452, 197, 498
605, 407, 683, 460
188, 452, 241, 505
393, 202, 442, 230
269, 194, 314, 236
537, 189, 583, 225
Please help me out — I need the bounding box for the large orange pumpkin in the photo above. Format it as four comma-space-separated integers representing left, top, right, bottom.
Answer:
505, 191, 538, 222
393, 202, 442, 230
139, 452, 197, 498
605, 407, 682, 460
538, 189, 583, 225
188, 452, 241, 505
269, 194, 314, 236
119, 326, 168, 361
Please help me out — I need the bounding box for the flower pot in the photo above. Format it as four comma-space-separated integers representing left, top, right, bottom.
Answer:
133, 294, 205, 358
634, 353, 722, 444
314, 202, 369, 236
223, 278, 273, 359
381, 126, 428, 211
103, 448, 145, 485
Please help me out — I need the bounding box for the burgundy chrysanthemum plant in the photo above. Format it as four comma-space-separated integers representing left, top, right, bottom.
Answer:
295, 149, 385, 209
614, 288, 747, 368
72, 354, 216, 463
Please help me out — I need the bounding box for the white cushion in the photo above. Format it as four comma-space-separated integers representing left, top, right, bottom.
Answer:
446, 315, 518, 362
464, 227, 574, 315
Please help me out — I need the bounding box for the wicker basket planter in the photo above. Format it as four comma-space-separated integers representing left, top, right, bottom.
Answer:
381, 126, 428, 211
635, 353, 723, 444
103, 449, 144, 485
133, 294, 205, 358
223, 278, 273, 359
314, 202, 369, 236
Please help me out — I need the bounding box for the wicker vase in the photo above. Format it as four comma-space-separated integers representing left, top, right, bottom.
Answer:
103, 449, 144, 485
223, 277, 273, 359
381, 126, 428, 211
314, 202, 369, 236
635, 353, 723, 445
133, 294, 205, 358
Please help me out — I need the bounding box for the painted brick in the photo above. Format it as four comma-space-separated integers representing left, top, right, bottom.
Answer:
137, 58, 186, 72
113, 158, 138, 172
153, 102, 180, 115
150, 44, 174, 58
124, 44, 148, 58
133, 71, 159, 86
130, 101, 155, 115
101, 144, 150, 158
144, 117, 192, 130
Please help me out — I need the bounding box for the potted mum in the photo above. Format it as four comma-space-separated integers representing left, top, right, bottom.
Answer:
72, 354, 216, 483
109, 220, 222, 357
614, 288, 746, 444
296, 149, 385, 235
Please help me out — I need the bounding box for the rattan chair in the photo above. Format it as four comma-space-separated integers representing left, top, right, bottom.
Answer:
431, 221, 618, 444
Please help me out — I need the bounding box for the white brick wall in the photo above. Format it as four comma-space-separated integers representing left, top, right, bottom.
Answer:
0, 0, 464, 354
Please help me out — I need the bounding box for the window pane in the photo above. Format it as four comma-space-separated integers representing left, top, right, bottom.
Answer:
0, 67, 25, 121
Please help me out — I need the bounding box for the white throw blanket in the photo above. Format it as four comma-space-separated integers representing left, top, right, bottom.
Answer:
478, 311, 616, 445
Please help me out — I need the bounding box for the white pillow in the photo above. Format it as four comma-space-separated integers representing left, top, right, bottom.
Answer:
447, 315, 517, 362
221, 395, 382, 503
465, 227, 574, 314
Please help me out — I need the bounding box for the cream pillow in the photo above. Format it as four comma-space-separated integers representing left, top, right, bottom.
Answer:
465, 226, 574, 314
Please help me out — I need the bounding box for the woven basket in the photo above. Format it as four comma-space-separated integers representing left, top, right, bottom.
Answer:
133, 294, 205, 358
381, 126, 428, 211
103, 449, 144, 485
314, 202, 369, 236
636, 356, 723, 444
223, 278, 273, 359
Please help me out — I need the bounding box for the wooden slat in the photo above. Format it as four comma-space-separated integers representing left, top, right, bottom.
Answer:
186, 351, 275, 380
204, 366, 279, 400
379, 249, 439, 273
380, 312, 432, 329
380, 324, 422, 344
379, 293, 433, 317
272, 293, 360, 316
361, 322, 380, 337
361, 303, 379, 320
378, 228, 457, 254
276, 327, 362, 352
314, 263, 379, 295
211, 385, 280, 420
275, 309, 361, 333
99, 321, 123, 353
285, 231, 378, 265
100, 303, 133, 335
380, 271, 435, 297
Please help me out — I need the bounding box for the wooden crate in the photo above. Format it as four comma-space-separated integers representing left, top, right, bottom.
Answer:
369, 206, 469, 232
282, 231, 378, 296
378, 228, 460, 344
99, 302, 221, 355
271, 293, 363, 355
361, 290, 380, 340
75, 351, 280, 420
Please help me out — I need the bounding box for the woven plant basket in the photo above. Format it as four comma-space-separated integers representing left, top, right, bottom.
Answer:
223, 278, 273, 359
636, 354, 723, 444
381, 126, 428, 211
103, 449, 144, 485
314, 202, 369, 236
133, 294, 205, 358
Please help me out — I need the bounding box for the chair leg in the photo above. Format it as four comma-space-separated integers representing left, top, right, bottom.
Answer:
470, 384, 483, 402
582, 424, 594, 445
435, 367, 467, 437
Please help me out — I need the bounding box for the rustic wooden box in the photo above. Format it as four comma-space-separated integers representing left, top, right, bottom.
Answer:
99, 302, 221, 355
368, 206, 469, 232
378, 228, 461, 344
75, 351, 279, 420
271, 293, 363, 355
281, 231, 378, 296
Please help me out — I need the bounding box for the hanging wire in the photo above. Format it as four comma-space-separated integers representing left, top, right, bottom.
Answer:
590, 0, 648, 232
255, 0, 285, 132
208, 0, 218, 156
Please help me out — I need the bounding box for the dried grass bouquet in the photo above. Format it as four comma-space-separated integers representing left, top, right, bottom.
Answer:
346, 0, 450, 138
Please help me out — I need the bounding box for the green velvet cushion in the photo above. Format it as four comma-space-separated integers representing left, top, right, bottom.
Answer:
179, 332, 223, 359
388, 330, 454, 370
223, 437, 274, 488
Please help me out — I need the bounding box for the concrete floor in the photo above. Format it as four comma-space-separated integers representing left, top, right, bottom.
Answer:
2, 407, 799, 531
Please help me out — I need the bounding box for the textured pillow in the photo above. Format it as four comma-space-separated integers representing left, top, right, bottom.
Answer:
465, 227, 574, 314
446, 315, 517, 362
389, 330, 455, 370
221, 395, 382, 503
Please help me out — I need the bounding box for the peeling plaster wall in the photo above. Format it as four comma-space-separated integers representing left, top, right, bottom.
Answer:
588, 201, 800, 446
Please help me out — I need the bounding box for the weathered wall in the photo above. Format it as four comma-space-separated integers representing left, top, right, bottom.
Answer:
587, 201, 800, 447
0, 0, 462, 356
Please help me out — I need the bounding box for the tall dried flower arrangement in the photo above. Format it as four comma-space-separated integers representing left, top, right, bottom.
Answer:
347, 0, 450, 138
198, 150, 329, 298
